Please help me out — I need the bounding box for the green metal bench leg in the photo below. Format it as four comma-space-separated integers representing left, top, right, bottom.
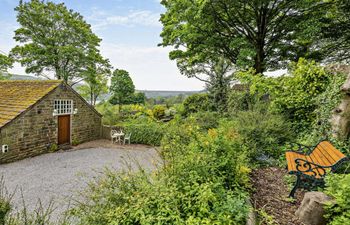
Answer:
289, 174, 301, 198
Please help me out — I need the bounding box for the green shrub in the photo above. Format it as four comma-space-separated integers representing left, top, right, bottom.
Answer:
71, 169, 248, 225
271, 58, 331, 129
124, 118, 165, 146
71, 139, 80, 146
232, 107, 295, 160
71, 119, 250, 224
182, 93, 211, 116
227, 90, 251, 115
324, 174, 350, 225
185, 111, 221, 131
236, 59, 333, 134
95, 102, 120, 125
152, 105, 166, 120
162, 120, 251, 197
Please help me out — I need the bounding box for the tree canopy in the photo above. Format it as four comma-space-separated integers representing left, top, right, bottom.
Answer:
11, 0, 104, 83
77, 49, 111, 105
0, 53, 13, 79
109, 69, 136, 109
160, 0, 333, 74
321, 0, 350, 63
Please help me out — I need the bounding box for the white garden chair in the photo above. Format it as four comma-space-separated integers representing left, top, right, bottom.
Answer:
123, 133, 131, 145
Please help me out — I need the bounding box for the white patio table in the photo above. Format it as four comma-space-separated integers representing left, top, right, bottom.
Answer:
111, 130, 125, 144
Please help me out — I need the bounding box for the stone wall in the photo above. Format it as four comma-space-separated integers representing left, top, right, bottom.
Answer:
0, 83, 102, 164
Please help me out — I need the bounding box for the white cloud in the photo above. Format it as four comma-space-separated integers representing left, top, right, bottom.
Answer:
100, 43, 204, 91
2, 8, 204, 91
89, 9, 161, 30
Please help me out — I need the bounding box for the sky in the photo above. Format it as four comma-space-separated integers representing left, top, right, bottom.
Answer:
0, 0, 205, 91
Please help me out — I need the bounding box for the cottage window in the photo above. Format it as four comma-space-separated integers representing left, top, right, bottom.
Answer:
54, 100, 73, 115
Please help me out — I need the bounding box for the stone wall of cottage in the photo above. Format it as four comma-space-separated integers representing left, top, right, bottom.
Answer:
0, 84, 102, 164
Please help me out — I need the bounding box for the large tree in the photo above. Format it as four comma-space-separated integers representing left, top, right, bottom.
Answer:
109, 69, 135, 111
77, 54, 111, 106
160, 0, 333, 74
11, 0, 102, 83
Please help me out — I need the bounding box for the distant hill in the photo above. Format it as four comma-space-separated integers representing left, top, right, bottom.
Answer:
4, 73, 204, 99
140, 90, 203, 98
99, 90, 203, 102
8, 74, 41, 80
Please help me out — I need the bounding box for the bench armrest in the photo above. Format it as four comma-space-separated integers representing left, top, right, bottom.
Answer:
295, 158, 331, 178
285, 142, 314, 155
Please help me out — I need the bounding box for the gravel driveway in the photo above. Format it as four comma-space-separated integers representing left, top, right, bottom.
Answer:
0, 145, 159, 220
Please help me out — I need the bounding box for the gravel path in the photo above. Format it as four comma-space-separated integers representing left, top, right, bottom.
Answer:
0, 146, 160, 220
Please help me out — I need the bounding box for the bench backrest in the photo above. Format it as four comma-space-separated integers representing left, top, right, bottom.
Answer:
309, 141, 346, 167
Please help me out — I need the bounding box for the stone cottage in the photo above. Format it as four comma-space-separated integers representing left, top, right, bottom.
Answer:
0, 80, 102, 164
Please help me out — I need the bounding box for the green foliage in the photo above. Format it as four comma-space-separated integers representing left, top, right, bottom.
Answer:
231, 106, 295, 160
271, 58, 331, 127
172, 56, 233, 113
205, 58, 233, 113
11, 0, 103, 83
95, 102, 120, 125
131, 92, 146, 105
322, 0, 350, 62
71, 119, 250, 224
71, 139, 80, 146
152, 105, 166, 120
324, 174, 350, 225
238, 59, 333, 133
182, 93, 211, 116
48, 143, 58, 153
227, 90, 252, 115
0, 177, 11, 225
0, 54, 13, 79
186, 111, 220, 131
124, 118, 166, 146
109, 69, 135, 109
160, 0, 332, 74
146, 94, 186, 107
78, 56, 111, 106
301, 69, 347, 142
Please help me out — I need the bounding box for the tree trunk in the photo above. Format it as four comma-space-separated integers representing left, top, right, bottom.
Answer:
254, 44, 265, 74
90, 92, 93, 105
118, 96, 122, 113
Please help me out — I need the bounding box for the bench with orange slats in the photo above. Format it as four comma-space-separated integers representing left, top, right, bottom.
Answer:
285, 140, 349, 198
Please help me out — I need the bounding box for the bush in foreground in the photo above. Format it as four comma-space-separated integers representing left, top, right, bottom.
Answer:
71, 120, 250, 224
324, 174, 350, 225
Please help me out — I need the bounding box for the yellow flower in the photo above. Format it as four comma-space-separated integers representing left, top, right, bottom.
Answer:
239, 166, 251, 174
208, 129, 218, 138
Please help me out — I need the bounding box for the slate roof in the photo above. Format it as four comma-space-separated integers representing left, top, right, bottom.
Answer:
0, 80, 62, 128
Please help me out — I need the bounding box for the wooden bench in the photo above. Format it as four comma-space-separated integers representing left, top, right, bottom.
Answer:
285, 140, 349, 198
